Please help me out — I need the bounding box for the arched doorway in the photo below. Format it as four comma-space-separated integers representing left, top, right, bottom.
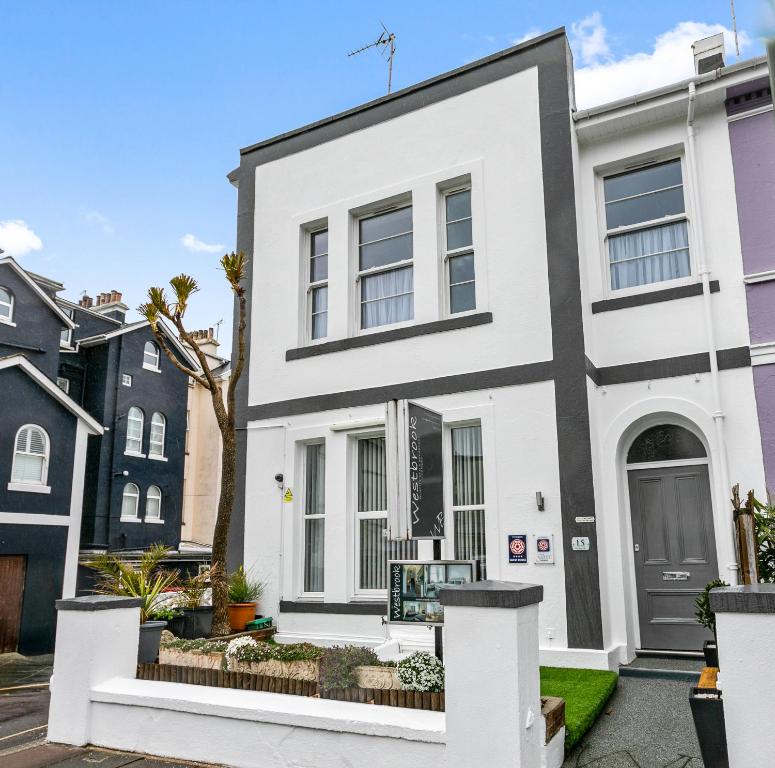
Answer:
626, 424, 718, 651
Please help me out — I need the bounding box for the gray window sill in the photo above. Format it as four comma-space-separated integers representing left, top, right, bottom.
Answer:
591, 281, 719, 314
286, 311, 493, 360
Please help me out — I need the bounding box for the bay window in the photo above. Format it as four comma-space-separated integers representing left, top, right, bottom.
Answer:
356, 436, 416, 592
358, 206, 413, 330
604, 158, 691, 290
303, 442, 325, 593
451, 424, 486, 578
444, 188, 476, 313
309, 229, 328, 340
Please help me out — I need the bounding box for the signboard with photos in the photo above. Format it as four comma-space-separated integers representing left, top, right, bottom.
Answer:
388, 560, 477, 626
385, 399, 445, 541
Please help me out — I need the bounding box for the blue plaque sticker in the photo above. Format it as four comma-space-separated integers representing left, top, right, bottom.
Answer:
508, 534, 528, 564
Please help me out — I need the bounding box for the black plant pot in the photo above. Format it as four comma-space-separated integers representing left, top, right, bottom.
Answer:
703, 639, 719, 668
689, 688, 728, 768
138, 620, 167, 663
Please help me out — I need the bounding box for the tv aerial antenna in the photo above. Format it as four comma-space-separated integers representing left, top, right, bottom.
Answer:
348, 22, 397, 94
730, 0, 740, 57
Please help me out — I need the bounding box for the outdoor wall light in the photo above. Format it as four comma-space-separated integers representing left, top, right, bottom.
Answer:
113, 470, 129, 477
274, 473, 284, 486
536, 491, 545, 511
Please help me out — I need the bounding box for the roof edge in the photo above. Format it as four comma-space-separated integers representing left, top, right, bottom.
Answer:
239, 27, 566, 158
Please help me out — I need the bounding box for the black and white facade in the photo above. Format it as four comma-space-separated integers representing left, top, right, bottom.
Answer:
0, 256, 193, 651
228, 31, 769, 668
0, 258, 102, 654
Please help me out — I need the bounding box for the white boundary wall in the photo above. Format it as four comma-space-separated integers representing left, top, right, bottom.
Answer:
48, 585, 564, 768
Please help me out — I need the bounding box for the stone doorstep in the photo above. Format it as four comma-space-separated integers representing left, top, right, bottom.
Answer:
542, 696, 565, 744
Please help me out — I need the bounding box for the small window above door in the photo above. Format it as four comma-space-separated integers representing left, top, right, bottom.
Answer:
627, 424, 706, 464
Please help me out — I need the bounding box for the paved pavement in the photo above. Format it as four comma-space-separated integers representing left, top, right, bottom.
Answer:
563, 676, 704, 768
0, 654, 222, 768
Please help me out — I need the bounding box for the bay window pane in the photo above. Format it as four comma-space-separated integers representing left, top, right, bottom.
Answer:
361, 267, 413, 329
446, 219, 473, 251
311, 286, 327, 340
445, 189, 471, 222
450, 282, 476, 314
358, 438, 386, 512
359, 207, 412, 244
359, 233, 413, 271
304, 443, 325, 593
310, 254, 328, 282
454, 509, 487, 579
609, 221, 690, 290
452, 425, 486, 578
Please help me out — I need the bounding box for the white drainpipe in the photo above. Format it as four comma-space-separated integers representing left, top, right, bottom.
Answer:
686, 80, 738, 585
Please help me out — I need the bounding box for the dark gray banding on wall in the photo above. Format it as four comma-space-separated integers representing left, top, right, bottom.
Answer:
243, 360, 555, 422
229, 27, 605, 648
538, 36, 603, 650
286, 312, 493, 360
587, 346, 751, 386
591, 281, 720, 314
279, 600, 386, 616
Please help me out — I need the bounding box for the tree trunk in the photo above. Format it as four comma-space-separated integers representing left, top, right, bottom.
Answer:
210, 427, 237, 636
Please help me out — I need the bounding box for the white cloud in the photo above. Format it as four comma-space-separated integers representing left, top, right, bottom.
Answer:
0, 220, 43, 257
84, 210, 115, 234
512, 28, 543, 46
574, 19, 751, 110
571, 12, 611, 65
181, 233, 225, 254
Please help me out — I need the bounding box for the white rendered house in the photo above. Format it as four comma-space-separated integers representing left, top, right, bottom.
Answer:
226, 29, 768, 669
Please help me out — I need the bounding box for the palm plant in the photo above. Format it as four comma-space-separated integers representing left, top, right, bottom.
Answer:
86, 543, 180, 623
138, 252, 247, 636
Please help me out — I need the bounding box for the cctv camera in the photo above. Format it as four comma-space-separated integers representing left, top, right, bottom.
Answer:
274, 473, 284, 484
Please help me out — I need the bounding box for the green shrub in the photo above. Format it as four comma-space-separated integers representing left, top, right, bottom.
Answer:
318, 645, 380, 690
695, 579, 729, 639
160, 637, 228, 653
227, 566, 265, 603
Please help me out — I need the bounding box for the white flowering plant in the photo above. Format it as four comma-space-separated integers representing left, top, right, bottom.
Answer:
225, 636, 258, 669
396, 651, 445, 693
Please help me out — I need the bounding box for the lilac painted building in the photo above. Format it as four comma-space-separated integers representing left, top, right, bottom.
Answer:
727, 76, 775, 489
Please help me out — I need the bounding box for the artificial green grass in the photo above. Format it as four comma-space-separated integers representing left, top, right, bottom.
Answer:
539, 666, 618, 750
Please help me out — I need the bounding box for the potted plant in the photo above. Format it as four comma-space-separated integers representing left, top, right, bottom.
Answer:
695, 579, 728, 668
227, 566, 264, 632
169, 570, 213, 639
86, 543, 179, 662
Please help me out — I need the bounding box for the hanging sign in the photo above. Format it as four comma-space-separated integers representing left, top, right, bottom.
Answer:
386, 400, 445, 540
388, 560, 476, 625
282, 488, 293, 503
508, 534, 528, 564
534, 534, 555, 564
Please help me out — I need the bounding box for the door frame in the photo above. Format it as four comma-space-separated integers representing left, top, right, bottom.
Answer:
617, 414, 718, 652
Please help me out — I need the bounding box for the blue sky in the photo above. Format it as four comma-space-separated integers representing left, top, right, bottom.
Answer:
1, 1, 769, 351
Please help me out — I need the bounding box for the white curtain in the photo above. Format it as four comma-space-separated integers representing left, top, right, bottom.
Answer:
358, 438, 416, 590
452, 426, 486, 578
361, 267, 413, 329
304, 443, 325, 593
609, 221, 690, 290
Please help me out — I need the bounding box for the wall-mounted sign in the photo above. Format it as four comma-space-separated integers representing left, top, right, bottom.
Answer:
388, 560, 476, 625
508, 534, 528, 564
534, 534, 555, 564
282, 488, 293, 503
386, 400, 445, 540
571, 536, 590, 551
574, 516, 595, 524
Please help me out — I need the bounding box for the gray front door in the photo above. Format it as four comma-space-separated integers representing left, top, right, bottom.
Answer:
628, 464, 718, 650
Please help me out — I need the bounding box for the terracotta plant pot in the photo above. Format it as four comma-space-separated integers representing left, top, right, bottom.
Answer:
228, 602, 257, 631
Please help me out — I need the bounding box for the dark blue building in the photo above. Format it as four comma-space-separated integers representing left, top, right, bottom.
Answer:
0, 255, 194, 652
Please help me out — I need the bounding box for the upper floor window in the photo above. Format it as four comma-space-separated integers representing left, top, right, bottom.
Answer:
0, 287, 14, 323
444, 188, 476, 314
126, 407, 144, 454
121, 482, 140, 519
146, 485, 162, 520
56, 377, 70, 394
309, 229, 328, 340
143, 341, 160, 371
60, 307, 74, 347
355, 436, 417, 593
604, 158, 690, 291
149, 412, 166, 457
12, 425, 49, 486
358, 206, 414, 330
